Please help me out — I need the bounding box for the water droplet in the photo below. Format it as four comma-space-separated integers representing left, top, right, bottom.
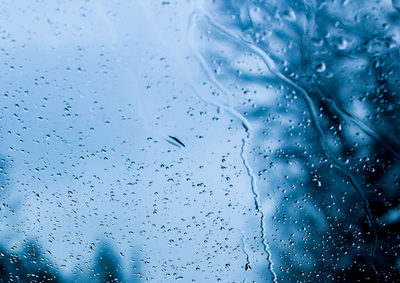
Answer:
315, 62, 326, 73
335, 38, 348, 50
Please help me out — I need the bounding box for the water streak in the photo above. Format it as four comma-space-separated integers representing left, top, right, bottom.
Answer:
190, 10, 380, 279
240, 137, 278, 283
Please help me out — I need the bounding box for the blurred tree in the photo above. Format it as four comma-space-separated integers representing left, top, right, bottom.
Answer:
191, 0, 400, 281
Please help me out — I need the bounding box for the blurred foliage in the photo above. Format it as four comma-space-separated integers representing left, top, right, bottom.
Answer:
192, 0, 400, 281
0, 241, 141, 282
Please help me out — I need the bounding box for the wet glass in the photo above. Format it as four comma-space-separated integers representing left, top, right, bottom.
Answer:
1, 0, 399, 282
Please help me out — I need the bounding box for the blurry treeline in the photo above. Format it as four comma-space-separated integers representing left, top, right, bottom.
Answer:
0, 241, 141, 282
1, 154, 141, 282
